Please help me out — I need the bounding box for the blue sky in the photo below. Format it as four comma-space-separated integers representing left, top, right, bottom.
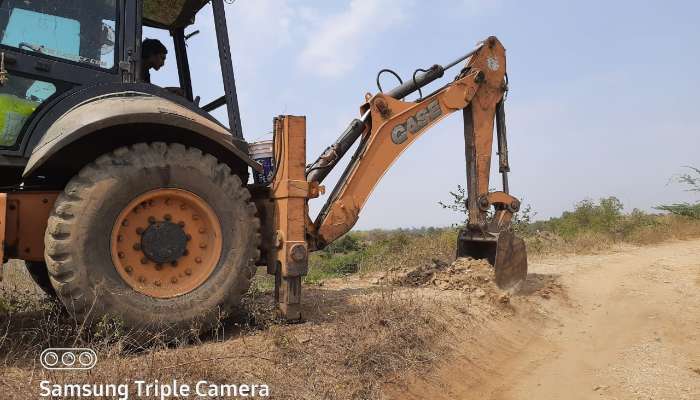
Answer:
146, 0, 700, 229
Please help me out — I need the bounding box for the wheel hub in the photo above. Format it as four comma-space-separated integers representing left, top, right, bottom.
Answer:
110, 189, 223, 299
141, 221, 188, 264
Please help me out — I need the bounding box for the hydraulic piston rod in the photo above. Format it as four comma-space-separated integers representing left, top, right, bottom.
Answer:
305, 111, 370, 184
306, 43, 486, 185
386, 43, 484, 100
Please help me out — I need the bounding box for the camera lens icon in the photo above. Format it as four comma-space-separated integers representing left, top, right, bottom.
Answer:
78, 350, 96, 367
41, 348, 97, 370
61, 352, 76, 367
42, 351, 60, 368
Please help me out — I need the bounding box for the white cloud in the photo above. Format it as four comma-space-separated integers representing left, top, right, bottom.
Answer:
192, 0, 295, 74
298, 0, 409, 78
229, 0, 294, 50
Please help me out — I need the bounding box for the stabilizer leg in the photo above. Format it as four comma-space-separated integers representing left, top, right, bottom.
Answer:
270, 116, 310, 322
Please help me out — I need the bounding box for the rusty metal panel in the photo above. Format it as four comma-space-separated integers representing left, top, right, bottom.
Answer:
143, 0, 210, 29
5, 192, 59, 262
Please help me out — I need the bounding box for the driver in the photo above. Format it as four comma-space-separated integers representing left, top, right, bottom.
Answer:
141, 38, 167, 84
141, 39, 184, 96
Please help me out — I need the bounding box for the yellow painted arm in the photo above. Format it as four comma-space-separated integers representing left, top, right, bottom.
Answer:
313, 37, 508, 246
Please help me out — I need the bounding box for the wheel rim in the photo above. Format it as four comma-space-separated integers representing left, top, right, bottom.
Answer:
111, 189, 223, 299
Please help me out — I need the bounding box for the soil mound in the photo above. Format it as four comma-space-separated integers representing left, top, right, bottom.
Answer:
378, 258, 511, 302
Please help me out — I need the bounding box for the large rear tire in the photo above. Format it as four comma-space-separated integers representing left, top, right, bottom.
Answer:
44, 142, 260, 337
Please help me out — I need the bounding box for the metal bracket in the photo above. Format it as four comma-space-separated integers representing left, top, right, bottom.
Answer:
0, 53, 9, 86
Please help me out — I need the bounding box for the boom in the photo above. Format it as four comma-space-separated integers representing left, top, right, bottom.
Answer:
308, 37, 515, 247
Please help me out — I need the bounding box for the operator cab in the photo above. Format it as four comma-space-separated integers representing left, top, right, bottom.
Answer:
0, 0, 118, 149
0, 0, 242, 158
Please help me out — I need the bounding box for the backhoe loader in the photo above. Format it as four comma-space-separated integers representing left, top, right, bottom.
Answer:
0, 0, 527, 333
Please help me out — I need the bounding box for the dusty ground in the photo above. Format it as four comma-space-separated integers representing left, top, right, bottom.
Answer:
387, 239, 700, 400
1, 239, 698, 399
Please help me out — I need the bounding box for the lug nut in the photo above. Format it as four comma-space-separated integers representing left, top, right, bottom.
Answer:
133, 243, 141, 251
178, 221, 186, 228
192, 214, 200, 221
198, 227, 206, 234
180, 204, 187, 210
195, 257, 202, 264
148, 216, 156, 224
118, 252, 125, 259
199, 242, 207, 249
164, 214, 172, 221
138, 276, 146, 283
155, 263, 163, 271
185, 269, 192, 276
186, 234, 192, 241
122, 219, 129, 227
125, 266, 133, 274
171, 277, 178, 284
148, 200, 154, 206
154, 280, 161, 287
171, 261, 178, 267
136, 227, 144, 235
117, 235, 124, 242
141, 257, 149, 265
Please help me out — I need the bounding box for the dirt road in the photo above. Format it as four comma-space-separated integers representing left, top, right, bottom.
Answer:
393, 239, 700, 400
1, 239, 698, 399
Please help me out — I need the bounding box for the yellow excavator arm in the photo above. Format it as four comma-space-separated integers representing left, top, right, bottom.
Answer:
311, 37, 514, 246
269, 36, 527, 319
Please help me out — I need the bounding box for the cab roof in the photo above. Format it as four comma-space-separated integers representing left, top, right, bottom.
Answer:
143, 0, 211, 29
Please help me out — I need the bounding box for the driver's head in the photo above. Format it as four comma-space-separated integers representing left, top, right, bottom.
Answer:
142, 39, 167, 70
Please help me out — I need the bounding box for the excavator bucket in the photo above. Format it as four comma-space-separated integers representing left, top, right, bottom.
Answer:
457, 229, 528, 290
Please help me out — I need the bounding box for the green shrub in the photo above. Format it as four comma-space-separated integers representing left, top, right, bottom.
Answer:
439, 185, 535, 232
306, 250, 367, 283
656, 166, 700, 219
538, 197, 624, 238
324, 233, 363, 254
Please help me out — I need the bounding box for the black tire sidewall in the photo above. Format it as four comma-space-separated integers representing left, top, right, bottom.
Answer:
57, 146, 257, 330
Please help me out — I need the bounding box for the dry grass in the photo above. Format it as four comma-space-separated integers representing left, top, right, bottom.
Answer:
304, 214, 700, 286
625, 214, 700, 244
357, 230, 458, 275
524, 215, 700, 258
1, 262, 462, 399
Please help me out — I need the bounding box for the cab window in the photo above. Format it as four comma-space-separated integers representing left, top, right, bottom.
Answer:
0, 0, 117, 69
0, 74, 56, 147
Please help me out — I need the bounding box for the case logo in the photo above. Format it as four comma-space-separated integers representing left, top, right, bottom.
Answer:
391, 100, 442, 144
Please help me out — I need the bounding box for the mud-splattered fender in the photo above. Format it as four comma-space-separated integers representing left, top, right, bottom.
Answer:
23, 92, 262, 177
